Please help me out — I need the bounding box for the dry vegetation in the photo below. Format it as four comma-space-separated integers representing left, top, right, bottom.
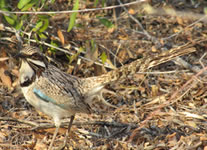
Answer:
0, 0, 207, 149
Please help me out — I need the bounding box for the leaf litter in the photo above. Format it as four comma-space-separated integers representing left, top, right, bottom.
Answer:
0, 0, 207, 149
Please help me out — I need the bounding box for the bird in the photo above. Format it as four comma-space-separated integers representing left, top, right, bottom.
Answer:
18, 46, 91, 149
17, 45, 195, 149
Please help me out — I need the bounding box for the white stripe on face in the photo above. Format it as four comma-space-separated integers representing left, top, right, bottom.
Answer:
27, 58, 46, 68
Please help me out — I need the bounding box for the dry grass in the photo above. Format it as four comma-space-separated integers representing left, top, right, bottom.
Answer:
0, 0, 207, 149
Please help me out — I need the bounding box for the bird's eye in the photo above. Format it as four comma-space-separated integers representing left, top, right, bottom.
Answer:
31, 53, 40, 59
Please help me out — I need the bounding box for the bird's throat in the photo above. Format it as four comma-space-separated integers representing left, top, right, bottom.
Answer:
20, 74, 36, 87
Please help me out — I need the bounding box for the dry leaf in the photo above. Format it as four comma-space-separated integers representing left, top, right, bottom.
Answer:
126, 49, 134, 59
176, 17, 184, 25
33, 139, 47, 150
180, 112, 205, 120
0, 23, 4, 30
0, 131, 6, 143
137, 48, 145, 54
67, 65, 74, 74
185, 121, 198, 128
151, 85, 159, 96
108, 27, 115, 33
33, 132, 46, 140
151, 46, 158, 52
118, 49, 127, 63
133, 74, 145, 82
167, 133, 178, 147
144, 95, 166, 106
173, 27, 181, 33
57, 29, 65, 46
200, 135, 207, 141
128, 8, 135, 15
0, 57, 9, 61
0, 50, 12, 88
118, 35, 128, 40
0, 67, 12, 88
93, 64, 105, 76
160, 39, 165, 45
105, 58, 116, 69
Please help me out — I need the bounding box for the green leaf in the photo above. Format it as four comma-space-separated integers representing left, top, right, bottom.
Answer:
34, 34, 40, 42
90, 39, 97, 52
4, 15, 15, 25
15, 20, 23, 30
100, 51, 107, 64
75, 23, 83, 28
67, 0, 79, 32
204, 7, 207, 14
98, 17, 114, 28
39, 19, 49, 32
12, 14, 18, 20
38, 32, 47, 39
0, 0, 6, 9
1, 5, 19, 27
33, 21, 43, 32
51, 0, 55, 4
17, 0, 31, 9
68, 47, 83, 64
21, 0, 38, 11
49, 41, 58, 53
21, 14, 28, 20
41, 0, 46, 4
101, 0, 106, 7
33, 15, 49, 33
91, 39, 95, 50
94, 0, 99, 7
38, 14, 50, 20
3, 12, 18, 26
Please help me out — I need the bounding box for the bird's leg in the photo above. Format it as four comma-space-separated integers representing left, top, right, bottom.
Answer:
48, 125, 60, 150
58, 115, 75, 150
64, 115, 75, 145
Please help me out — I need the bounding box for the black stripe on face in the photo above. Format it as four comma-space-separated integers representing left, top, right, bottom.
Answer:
30, 53, 44, 61
20, 74, 36, 87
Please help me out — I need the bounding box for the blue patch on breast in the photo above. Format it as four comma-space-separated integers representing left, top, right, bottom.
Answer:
33, 88, 56, 103
33, 88, 65, 108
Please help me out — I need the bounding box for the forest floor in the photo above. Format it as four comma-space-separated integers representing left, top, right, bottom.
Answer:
0, 0, 207, 149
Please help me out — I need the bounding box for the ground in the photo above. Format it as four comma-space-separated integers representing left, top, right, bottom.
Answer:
0, 0, 207, 149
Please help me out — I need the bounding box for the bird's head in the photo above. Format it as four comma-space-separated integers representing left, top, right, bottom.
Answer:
17, 46, 48, 69
17, 46, 48, 87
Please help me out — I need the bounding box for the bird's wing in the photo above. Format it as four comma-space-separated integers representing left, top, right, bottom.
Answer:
33, 65, 91, 114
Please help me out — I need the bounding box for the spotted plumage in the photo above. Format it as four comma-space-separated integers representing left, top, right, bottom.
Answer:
18, 45, 195, 149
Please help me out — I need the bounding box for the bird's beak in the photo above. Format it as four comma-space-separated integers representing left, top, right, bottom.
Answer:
14, 52, 25, 59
